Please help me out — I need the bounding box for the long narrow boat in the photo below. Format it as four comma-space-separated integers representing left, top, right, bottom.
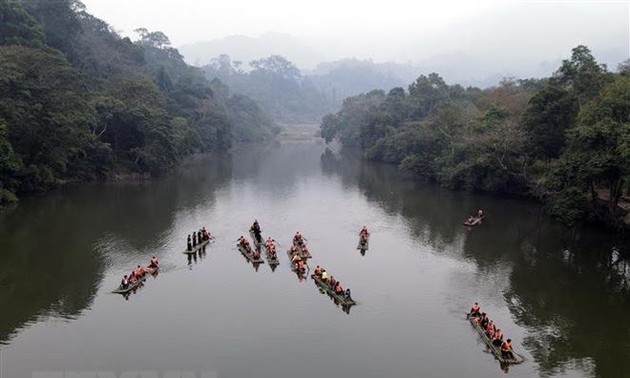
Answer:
111, 266, 158, 294
311, 274, 356, 306
464, 215, 485, 227
357, 235, 369, 250
469, 316, 524, 364
264, 243, 280, 266
237, 243, 265, 264
183, 238, 211, 254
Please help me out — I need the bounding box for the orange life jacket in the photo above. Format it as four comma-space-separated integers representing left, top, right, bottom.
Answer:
494, 331, 503, 340
501, 340, 511, 352
471, 304, 480, 312
135, 268, 143, 276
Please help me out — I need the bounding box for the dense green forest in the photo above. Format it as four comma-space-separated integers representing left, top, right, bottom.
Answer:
321, 46, 630, 230
0, 0, 277, 204
201, 54, 332, 124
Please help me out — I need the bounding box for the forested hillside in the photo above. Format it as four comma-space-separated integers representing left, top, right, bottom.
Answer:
0, 0, 277, 204
201, 54, 331, 124
321, 46, 630, 230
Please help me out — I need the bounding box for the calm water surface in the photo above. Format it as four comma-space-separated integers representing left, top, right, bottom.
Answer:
0, 141, 628, 378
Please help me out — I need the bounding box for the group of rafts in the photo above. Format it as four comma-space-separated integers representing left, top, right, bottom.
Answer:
112, 228, 214, 294
235, 221, 368, 309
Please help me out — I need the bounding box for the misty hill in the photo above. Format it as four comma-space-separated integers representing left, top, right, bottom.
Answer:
180, 32, 326, 70
201, 55, 332, 124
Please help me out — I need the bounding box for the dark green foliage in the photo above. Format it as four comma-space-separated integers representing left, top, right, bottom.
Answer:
0, 0, 43, 46
0, 1, 270, 203
0, 46, 97, 192
320, 47, 628, 228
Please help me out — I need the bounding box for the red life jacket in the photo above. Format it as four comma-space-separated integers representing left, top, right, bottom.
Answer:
501, 340, 511, 352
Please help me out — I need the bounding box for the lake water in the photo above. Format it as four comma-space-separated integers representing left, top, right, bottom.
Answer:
0, 141, 628, 378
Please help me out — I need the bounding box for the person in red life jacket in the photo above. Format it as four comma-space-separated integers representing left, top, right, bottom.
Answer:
469, 302, 481, 317
501, 339, 514, 359
492, 329, 504, 347
334, 281, 344, 295
485, 320, 495, 338
134, 265, 144, 278
297, 260, 305, 272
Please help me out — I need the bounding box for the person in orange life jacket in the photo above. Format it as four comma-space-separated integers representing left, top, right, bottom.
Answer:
501, 339, 514, 359
469, 302, 481, 317
134, 265, 144, 277
492, 329, 504, 347
485, 320, 495, 338
334, 281, 343, 295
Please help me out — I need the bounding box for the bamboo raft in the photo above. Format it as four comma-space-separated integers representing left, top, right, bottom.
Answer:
237, 243, 264, 264
183, 238, 211, 254
264, 243, 280, 266
357, 235, 369, 250
111, 267, 158, 294
311, 274, 356, 306
469, 317, 524, 364
463, 215, 485, 227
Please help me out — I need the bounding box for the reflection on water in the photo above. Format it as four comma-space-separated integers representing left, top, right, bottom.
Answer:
321, 147, 630, 377
0, 142, 627, 378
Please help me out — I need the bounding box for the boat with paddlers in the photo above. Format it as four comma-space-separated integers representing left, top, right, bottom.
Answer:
357, 226, 370, 250
464, 210, 485, 227
184, 227, 214, 254
463, 215, 484, 227
468, 315, 524, 365
111, 266, 159, 294
311, 273, 356, 307
237, 242, 264, 264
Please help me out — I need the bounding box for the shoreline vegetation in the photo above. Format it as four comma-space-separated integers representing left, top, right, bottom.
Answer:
319, 46, 629, 234
0, 0, 279, 205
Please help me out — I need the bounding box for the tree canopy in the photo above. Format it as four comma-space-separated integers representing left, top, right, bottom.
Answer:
0, 0, 277, 204
320, 46, 629, 229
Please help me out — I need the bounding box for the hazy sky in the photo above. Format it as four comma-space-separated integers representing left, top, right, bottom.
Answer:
81, 0, 629, 80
